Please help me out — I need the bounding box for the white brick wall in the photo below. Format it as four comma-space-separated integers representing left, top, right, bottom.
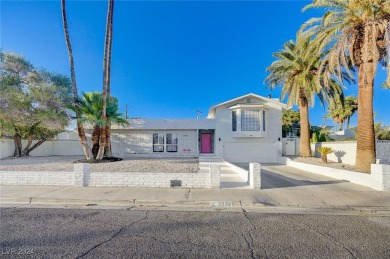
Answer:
0, 171, 74, 186
86, 172, 210, 188
249, 163, 261, 189
0, 163, 219, 189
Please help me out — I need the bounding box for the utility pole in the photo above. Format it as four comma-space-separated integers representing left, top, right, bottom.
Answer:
196, 110, 203, 119
125, 104, 128, 119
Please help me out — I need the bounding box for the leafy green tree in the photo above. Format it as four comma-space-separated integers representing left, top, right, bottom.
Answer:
0, 52, 72, 157
282, 110, 300, 137
265, 35, 344, 157
301, 0, 390, 171
69, 92, 128, 158
326, 96, 358, 130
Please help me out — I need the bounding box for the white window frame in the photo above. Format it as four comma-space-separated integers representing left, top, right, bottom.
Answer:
166, 133, 178, 152
152, 133, 164, 152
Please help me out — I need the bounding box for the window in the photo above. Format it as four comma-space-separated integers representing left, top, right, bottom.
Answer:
262, 110, 266, 131
241, 110, 260, 131
152, 133, 164, 152
166, 133, 178, 152
232, 111, 237, 131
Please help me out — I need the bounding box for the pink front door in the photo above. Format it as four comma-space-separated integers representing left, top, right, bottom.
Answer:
201, 133, 212, 153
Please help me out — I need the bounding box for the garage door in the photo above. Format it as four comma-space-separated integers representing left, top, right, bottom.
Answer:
223, 142, 276, 163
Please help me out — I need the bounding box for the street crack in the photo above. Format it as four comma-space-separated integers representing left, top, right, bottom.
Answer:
240, 201, 269, 259
300, 222, 358, 259
185, 189, 191, 200
76, 211, 149, 258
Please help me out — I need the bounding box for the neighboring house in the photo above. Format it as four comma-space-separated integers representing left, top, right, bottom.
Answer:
103, 93, 287, 163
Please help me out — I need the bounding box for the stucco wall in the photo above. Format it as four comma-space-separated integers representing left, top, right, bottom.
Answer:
0, 131, 86, 159
110, 129, 198, 155
213, 97, 283, 163
281, 139, 389, 165
1, 130, 199, 159
312, 141, 390, 165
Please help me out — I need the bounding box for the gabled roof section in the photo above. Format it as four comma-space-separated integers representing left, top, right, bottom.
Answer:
207, 93, 287, 118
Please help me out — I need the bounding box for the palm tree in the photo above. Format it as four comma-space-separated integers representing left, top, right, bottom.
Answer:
282, 109, 300, 137
70, 92, 128, 158
97, 0, 115, 160
265, 36, 344, 157
327, 96, 358, 130
301, 0, 390, 171
61, 0, 93, 160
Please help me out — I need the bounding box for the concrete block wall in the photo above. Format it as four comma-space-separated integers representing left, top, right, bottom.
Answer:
209, 165, 220, 189
249, 163, 261, 189
87, 172, 210, 188
0, 171, 75, 186
371, 164, 390, 191
0, 164, 218, 189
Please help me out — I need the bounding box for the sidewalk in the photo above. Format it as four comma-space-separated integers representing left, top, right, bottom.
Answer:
2, 185, 390, 210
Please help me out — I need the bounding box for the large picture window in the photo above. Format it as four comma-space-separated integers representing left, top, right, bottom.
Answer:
241, 110, 260, 131
166, 133, 178, 152
153, 133, 164, 152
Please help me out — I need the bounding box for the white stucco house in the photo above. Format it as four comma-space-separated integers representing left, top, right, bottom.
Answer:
107, 93, 287, 163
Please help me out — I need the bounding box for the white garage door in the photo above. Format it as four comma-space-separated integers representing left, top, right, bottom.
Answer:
223, 142, 276, 163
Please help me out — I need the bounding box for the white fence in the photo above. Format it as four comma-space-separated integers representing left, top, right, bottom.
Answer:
282, 138, 390, 165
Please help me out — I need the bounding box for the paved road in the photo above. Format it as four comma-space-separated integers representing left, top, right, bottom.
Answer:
1, 207, 389, 258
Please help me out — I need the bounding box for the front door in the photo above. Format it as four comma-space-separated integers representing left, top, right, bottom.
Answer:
201, 133, 212, 153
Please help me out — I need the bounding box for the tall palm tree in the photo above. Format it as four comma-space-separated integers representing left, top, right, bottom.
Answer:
301, 0, 390, 171
70, 92, 128, 158
97, 0, 115, 160
61, 0, 93, 160
265, 36, 344, 157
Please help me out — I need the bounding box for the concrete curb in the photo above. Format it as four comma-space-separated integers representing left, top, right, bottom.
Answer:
0, 197, 272, 209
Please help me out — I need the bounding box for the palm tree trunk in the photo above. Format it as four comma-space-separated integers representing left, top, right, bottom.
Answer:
299, 96, 311, 157
91, 125, 100, 158
104, 125, 112, 157
61, 0, 93, 160
105, 0, 114, 157
355, 62, 376, 172
96, 0, 114, 160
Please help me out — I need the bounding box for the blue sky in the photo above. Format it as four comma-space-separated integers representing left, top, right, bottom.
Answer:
1, 0, 389, 128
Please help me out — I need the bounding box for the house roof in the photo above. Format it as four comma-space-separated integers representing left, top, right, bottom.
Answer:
207, 93, 287, 118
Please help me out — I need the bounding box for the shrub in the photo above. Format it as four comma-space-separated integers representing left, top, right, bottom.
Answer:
317, 147, 333, 163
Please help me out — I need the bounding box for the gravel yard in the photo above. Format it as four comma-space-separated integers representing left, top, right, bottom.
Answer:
0, 156, 199, 173
289, 156, 367, 173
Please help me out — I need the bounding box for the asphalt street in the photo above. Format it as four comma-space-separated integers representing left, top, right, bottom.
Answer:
1, 207, 389, 258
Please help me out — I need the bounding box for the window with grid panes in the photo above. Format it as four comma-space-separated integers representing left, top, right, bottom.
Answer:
241, 110, 260, 131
